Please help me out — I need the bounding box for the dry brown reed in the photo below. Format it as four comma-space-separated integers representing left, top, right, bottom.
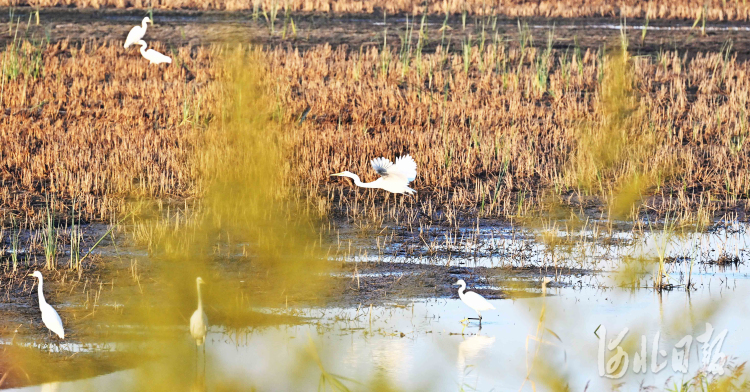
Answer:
0, 39, 218, 227
1, 38, 749, 233
267, 43, 750, 223
3, 0, 750, 21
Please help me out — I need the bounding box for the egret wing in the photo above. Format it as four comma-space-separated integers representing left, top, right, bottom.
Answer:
124, 26, 144, 48
390, 155, 417, 182
463, 291, 495, 311
146, 49, 172, 64
371, 157, 394, 177
190, 309, 208, 337
41, 305, 65, 339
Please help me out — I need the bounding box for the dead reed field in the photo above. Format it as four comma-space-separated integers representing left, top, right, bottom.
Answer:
2, 0, 750, 21
0, 39, 218, 229
1, 36, 749, 237
269, 41, 750, 224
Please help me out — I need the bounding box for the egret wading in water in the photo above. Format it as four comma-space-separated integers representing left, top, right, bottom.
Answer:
190, 277, 208, 350
29, 271, 64, 339
136, 40, 172, 65
331, 155, 417, 195
124, 17, 152, 48
455, 279, 495, 327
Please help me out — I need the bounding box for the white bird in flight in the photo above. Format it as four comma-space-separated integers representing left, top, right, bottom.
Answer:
124, 17, 152, 48
190, 277, 208, 348
136, 40, 172, 65
331, 155, 417, 194
455, 279, 495, 326
30, 271, 65, 339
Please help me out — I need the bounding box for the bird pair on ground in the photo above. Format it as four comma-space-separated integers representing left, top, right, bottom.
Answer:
330, 156, 496, 325
124, 17, 172, 65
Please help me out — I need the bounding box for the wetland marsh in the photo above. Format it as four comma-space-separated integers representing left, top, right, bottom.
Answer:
0, 3, 749, 391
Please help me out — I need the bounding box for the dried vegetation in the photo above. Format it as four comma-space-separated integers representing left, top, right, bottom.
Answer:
272, 38, 750, 225
0, 24, 749, 269
2, 0, 750, 21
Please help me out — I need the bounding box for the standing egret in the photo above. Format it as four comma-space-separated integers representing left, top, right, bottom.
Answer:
124, 17, 152, 48
29, 271, 64, 339
454, 279, 495, 326
190, 277, 208, 348
331, 155, 417, 194
136, 40, 172, 65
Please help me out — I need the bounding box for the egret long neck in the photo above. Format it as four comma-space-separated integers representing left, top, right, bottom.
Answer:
457, 283, 466, 301
139, 44, 148, 57
196, 283, 203, 311
352, 175, 381, 189
36, 277, 47, 306
142, 19, 149, 30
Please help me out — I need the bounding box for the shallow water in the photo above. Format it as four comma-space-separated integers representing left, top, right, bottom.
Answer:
9, 277, 750, 391
3, 220, 749, 391
345, 222, 750, 272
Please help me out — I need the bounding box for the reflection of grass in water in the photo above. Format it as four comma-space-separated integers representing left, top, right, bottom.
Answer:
307, 336, 356, 391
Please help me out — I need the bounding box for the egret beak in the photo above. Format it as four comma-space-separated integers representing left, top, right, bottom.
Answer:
330, 173, 343, 177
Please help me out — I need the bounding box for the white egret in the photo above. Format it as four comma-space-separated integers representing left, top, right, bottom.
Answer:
190, 277, 208, 348
454, 279, 495, 326
136, 40, 172, 65
30, 271, 64, 339
124, 17, 152, 48
331, 155, 417, 194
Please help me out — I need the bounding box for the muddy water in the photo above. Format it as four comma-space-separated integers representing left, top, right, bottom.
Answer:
2, 221, 748, 391
9, 282, 750, 391
344, 222, 750, 271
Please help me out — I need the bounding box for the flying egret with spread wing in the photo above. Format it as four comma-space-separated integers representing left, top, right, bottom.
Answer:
331, 155, 417, 194
30, 271, 65, 339
124, 17, 152, 48
136, 40, 172, 65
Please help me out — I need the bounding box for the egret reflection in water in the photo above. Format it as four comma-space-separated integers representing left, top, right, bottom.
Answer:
40, 381, 60, 392
457, 333, 496, 372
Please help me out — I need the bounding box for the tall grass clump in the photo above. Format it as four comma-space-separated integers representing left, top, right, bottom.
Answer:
565, 40, 662, 219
